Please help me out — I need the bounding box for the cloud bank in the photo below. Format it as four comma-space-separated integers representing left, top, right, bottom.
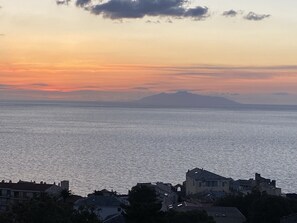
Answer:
58, 0, 209, 20
87, 0, 209, 20
76, 0, 91, 7
222, 10, 238, 17
222, 10, 270, 21
56, 0, 70, 5
57, 1, 271, 22
244, 12, 270, 21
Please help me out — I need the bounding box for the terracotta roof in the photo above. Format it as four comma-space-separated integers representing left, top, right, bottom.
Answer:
0, 181, 53, 192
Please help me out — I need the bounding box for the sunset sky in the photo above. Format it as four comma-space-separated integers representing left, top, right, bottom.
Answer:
1, 0, 297, 103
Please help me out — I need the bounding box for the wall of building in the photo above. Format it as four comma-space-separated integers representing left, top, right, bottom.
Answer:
186, 176, 230, 195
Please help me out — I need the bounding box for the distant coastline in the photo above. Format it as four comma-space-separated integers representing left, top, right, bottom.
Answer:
2, 92, 297, 111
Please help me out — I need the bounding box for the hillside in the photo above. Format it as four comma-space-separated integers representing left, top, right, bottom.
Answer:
134, 91, 240, 108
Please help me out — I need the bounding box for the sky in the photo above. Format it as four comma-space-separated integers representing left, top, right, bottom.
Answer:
1, 0, 297, 104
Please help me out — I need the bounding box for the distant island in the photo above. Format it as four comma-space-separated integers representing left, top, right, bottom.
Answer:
132, 91, 240, 108
4, 91, 297, 110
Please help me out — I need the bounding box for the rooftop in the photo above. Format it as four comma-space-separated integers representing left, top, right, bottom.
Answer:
76, 195, 123, 207
0, 181, 54, 192
187, 168, 229, 181
175, 203, 246, 223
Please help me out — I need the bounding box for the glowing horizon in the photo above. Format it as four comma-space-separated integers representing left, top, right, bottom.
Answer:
1, 0, 297, 103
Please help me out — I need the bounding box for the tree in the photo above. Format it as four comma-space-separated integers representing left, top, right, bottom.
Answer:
0, 195, 101, 223
125, 184, 215, 223
216, 191, 297, 223
125, 184, 162, 223
61, 189, 72, 202
163, 210, 215, 223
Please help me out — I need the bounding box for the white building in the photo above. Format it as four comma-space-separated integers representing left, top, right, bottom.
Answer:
186, 168, 231, 196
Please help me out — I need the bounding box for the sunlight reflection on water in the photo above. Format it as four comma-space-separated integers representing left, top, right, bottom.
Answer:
0, 103, 296, 195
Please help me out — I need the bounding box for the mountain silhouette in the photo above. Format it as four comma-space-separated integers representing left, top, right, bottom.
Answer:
134, 91, 240, 108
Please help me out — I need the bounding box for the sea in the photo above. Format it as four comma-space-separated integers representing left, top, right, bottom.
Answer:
0, 101, 297, 196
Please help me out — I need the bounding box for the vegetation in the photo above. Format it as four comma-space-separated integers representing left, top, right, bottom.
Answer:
60, 189, 72, 202
162, 210, 215, 223
125, 184, 214, 223
125, 184, 162, 223
0, 195, 100, 223
216, 191, 297, 223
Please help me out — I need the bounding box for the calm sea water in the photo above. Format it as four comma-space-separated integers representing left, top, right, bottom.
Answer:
0, 102, 297, 195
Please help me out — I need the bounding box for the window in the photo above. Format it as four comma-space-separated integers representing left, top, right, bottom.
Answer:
206, 181, 218, 187
14, 191, 19, 198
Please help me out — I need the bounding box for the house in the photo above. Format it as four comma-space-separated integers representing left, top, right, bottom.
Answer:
231, 179, 255, 195
74, 194, 126, 222
137, 182, 178, 211
205, 206, 246, 223
0, 180, 69, 211
254, 173, 282, 196
231, 173, 282, 196
186, 168, 231, 196
174, 202, 246, 223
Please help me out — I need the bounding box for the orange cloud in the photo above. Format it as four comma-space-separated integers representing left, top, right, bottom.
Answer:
1, 63, 297, 95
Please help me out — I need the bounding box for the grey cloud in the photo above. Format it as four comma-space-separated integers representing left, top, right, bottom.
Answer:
166, 18, 173, 23
184, 6, 209, 20
222, 10, 238, 17
132, 87, 151, 91
76, 0, 91, 7
0, 84, 11, 89
244, 12, 270, 21
142, 65, 297, 81
146, 20, 161, 24
72, 0, 209, 20
31, 83, 49, 87
272, 92, 290, 96
176, 71, 277, 79
56, 0, 70, 5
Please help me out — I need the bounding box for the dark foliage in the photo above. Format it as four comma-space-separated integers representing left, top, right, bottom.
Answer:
125, 184, 162, 223
61, 189, 72, 201
125, 184, 214, 223
0, 195, 100, 223
216, 191, 297, 223
162, 210, 215, 223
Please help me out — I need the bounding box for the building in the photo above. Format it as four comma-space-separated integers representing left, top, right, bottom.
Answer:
254, 173, 282, 196
174, 202, 246, 223
231, 173, 282, 196
231, 179, 255, 195
186, 168, 231, 196
74, 193, 126, 222
0, 180, 69, 211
